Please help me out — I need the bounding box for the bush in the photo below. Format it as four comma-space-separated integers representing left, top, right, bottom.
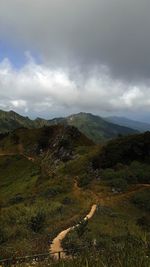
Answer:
101, 168, 115, 180
27, 210, 46, 233
75, 219, 88, 238
101, 161, 150, 186
93, 132, 150, 169
132, 189, 150, 211
0, 227, 8, 244
130, 161, 150, 183
62, 197, 73, 205
137, 216, 150, 231
77, 174, 93, 187
106, 178, 128, 192
9, 194, 24, 205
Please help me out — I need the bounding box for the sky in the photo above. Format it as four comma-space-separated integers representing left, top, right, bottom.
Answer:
0, 0, 150, 121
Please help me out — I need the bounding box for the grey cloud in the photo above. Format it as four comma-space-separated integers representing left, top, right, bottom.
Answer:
0, 0, 150, 81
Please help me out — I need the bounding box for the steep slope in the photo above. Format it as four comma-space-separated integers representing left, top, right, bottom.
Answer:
106, 116, 150, 132
49, 113, 138, 143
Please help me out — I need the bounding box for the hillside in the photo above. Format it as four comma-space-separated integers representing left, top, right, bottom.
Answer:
0, 125, 95, 258
0, 128, 150, 264
0, 110, 138, 143
56, 112, 138, 143
106, 116, 150, 132
0, 124, 93, 158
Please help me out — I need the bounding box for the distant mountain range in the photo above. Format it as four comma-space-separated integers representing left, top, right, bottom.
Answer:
105, 116, 150, 132
0, 110, 138, 143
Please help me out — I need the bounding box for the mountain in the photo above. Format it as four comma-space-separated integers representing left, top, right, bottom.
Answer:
0, 110, 51, 132
0, 110, 138, 143
0, 110, 34, 132
105, 116, 150, 132
48, 112, 138, 143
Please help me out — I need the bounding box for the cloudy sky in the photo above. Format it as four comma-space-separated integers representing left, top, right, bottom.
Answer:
0, 0, 150, 121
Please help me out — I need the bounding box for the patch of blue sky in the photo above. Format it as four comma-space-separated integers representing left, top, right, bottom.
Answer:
0, 40, 42, 69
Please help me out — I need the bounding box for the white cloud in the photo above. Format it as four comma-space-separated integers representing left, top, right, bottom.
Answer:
0, 56, 150, 118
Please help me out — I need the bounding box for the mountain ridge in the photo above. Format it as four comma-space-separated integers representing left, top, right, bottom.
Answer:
0, 110, 138, 143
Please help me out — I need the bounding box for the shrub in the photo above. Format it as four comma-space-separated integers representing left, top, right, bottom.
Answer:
137, 216, 150, 231
132, 189, 150, 212
101, 168, 115, 180
27, 210, 46, 233
76, 219, 88, 238
62, 197, 73, 205
9, 194, 24, 205
0, 227, 8, 244
106, 178, 128, 192
77, 174, 93, 187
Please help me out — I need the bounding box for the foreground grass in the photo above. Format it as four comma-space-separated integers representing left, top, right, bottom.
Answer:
8, 248, 150, 267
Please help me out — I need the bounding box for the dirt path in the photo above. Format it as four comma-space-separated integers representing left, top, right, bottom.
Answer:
50, 204, 97, 260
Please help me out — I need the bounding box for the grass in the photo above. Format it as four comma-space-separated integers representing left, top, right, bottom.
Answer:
4, 248, 150, 267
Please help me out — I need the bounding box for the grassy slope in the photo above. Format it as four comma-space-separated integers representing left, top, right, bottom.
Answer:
0, 128, 150, 265
0, 154, 94, 258
0, 126, 94, 258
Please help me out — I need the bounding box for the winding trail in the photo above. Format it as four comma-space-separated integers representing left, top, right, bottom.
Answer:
50, 204, 97, 260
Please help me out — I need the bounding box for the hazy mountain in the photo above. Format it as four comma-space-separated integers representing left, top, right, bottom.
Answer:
106, 116, 150, 132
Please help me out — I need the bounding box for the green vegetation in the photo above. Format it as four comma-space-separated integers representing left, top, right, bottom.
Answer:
93, 131, 150, 168
0, 125, 150, 266
9, 247, 150, 267
0, 125, 94, 258
0, 153, 91, 258
132, 189, 150, 212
